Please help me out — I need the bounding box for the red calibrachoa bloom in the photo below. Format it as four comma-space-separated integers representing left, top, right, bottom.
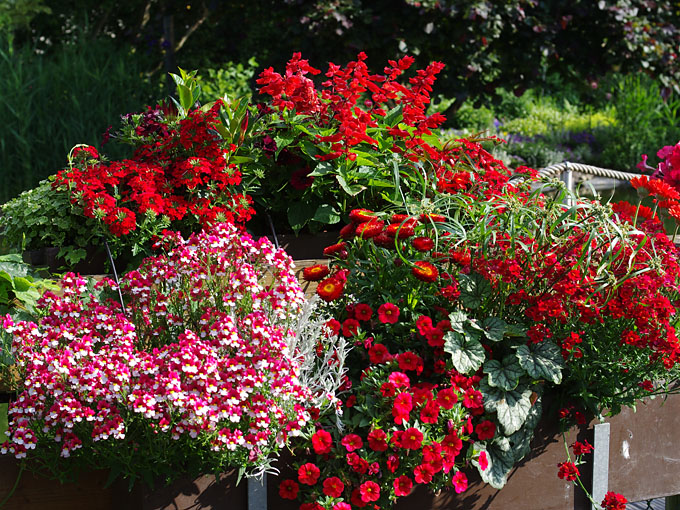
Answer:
393, 475, 413, 496
401, 427, 424, 450
341, 434, 364, 452
298, 463, 322, 485
323, 477, 345, 498
377, 303, 400, 324
279, 479, 300, 500
452, 471, 468, 493
359, 481, 380, 502
475, 420, 496, 441
312, 429, 333, 455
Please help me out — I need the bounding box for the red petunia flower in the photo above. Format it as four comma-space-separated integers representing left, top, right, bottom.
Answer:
377, 302, 400, 324
341, 433, 364, 452
475, 420, 496, 441
311, 429, 333, 454
322, 477, 344, 498
393, 475, 413, 497
354, 303, 373, 321
452, 471, 468, 493
302, 264, 330, 281
392, 392, 413, 424
436, 388, 458, 410
289, 167, 315, 190
279, 479, 299, 500
414, 464, 435, 484
359, 481, 380, 502
367, 429, 388, 451
298, 462, 321, 485
369, 343, 391, 364
411, 261, 439, 282
401, 427, 424, 449
571, 440, 594, 456
478, 451, 489, 471
316, 276, 345, 302
342, 318, 360, 337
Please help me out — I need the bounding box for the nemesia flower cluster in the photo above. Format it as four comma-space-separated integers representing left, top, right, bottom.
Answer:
1, 223, 333, 483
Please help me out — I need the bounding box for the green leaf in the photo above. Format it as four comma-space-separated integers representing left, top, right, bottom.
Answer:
484, 355, 524, 391
448, 310, 468, 333
313, 204, 340, 225
516, 342, 564, 384
478, 443, 515, 489
274, 133, 296, 156
458, 272, 491, 310
483, 316, 508, 342
444, 331, 485, 374
336, 174, 365, 196
508, 396, 542, 462
287, 203, 315, 232
480, 380, 533, 435
383, 105, 403, 127
308, 162, 334, 177
12, 276, 33, 293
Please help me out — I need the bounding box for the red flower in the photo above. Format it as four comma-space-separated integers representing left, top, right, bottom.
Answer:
397, 351, 424, 374
302, 264, 330, 281
316, 276, 345, 302
420, 400, 440, 424
325, 318, 341, 336
475, 420, 496, 441
289, 167, 314, 190
279, 479, 299, 500
412, 236, 434, 252
557, 461, 580, 481
394, 475, 413, 497
342, 318, 360, 337
356, 219, 385, 239
369, 343, 391, 364
298, 462, 321, 485
602, 492, 628, 510
354, 303, 373, 321
350, 488, 368, 508
452, 471, 468, 493
478, 451, 489, 471
339, 222, 356, 240
349, 208, 376, 223
359, 481, 380, 502
367, 429, 388, 451
322, 477, 344, 498
571, 440, 594, 456
377, 302, 400, 324
311, 429, 333, 454
411, 261, 438, 282
341, 433, 364, 452
388, 371, 410, 388
392, 392, 413, 424
333, 503, 351, 510
323, 242, 348, 257
387, 453, 400, 473
413, 464, 434, 484
436, 388, 458, 410
401, 427, 423, 450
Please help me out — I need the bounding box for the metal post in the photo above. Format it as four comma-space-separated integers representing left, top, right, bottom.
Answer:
248, 477, 267, 510
591, 422, 611, 510
561, 162, 575, 207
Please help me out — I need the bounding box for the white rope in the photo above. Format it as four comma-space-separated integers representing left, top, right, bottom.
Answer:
537, 162, 646, 181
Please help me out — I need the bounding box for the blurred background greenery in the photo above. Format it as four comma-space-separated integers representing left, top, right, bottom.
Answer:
1, 0, 679, 203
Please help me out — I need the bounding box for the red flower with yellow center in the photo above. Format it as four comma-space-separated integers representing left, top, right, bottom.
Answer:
411, 261, 438, 282
316, 276, 345, 302
302, 264, 330, 281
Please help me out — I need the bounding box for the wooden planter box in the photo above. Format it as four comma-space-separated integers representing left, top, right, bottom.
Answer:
0, 394, 678, 509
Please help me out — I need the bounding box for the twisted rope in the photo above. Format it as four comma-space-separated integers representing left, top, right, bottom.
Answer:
537, 162, 646, 182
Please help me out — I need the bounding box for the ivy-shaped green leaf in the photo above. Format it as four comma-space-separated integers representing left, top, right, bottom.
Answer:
516, 341, 564, 384
478, 442, 515, 489
448, 310, 468, 333
484, 355, 524, 391
483, 316, 508, 342
480, 380, 532, 435
444, 331, 486, 374
508, 396, 542, 462
458, 272, 491, 310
